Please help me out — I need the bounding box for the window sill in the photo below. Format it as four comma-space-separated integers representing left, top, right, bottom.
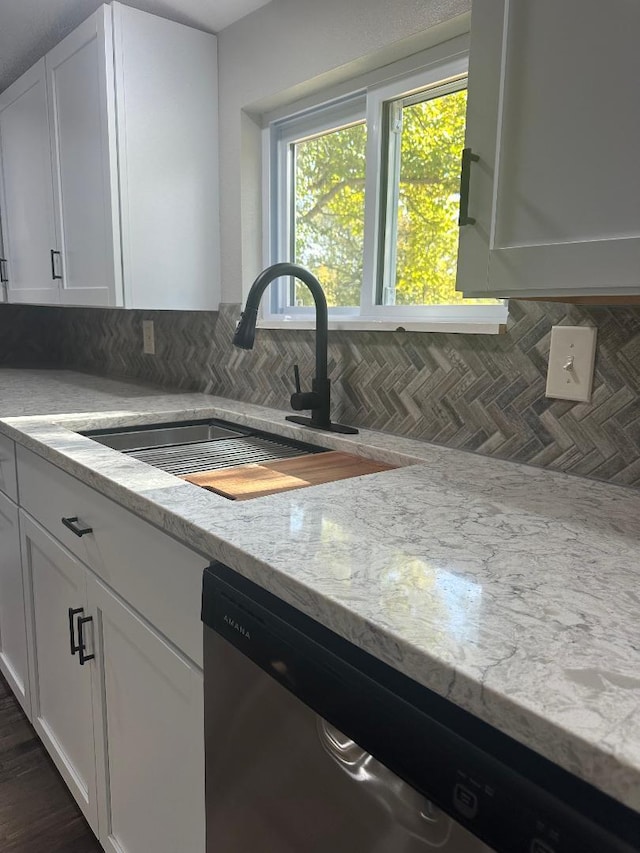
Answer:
257, 317, 507, 335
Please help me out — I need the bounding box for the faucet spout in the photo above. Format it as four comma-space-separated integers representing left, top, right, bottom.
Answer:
234, 263, 328, 381
233, 263, 357, 435
232, 306, 259, 350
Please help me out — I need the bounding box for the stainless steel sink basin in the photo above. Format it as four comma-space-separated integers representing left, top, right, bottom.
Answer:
81, 419, 325, 477
83, 421, 246, 452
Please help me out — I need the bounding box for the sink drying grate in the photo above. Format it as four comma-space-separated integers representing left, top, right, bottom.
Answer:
124, 435, 320, 476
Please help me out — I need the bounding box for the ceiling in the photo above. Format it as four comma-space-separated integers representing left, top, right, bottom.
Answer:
0, 0, 271, 92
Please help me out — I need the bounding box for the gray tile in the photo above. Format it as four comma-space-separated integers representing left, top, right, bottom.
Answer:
5, 298, 640, 487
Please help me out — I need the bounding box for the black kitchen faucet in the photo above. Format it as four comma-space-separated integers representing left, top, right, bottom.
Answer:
232, 262, 358, 434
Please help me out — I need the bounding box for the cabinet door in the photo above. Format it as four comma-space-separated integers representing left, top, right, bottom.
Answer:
46, 5, 122, 307
457, 0, 640, 298
113, 2, 220, 310
89, 573, 205, 853
0, 492, 30, 715
0, 59, 59, 305
0, 226, 7, 303
21, 512, 99, 832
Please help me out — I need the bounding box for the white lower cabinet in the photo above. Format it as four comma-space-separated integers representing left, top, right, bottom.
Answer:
15, 455, 206, 853
90, 573, 204, 853
21, 512, 99, 832
0, 491, 30, 715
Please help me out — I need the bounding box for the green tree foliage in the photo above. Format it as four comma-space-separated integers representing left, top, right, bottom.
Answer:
292, 87, 492, 308
393, 89, 467, 306
293, 122, 367, 307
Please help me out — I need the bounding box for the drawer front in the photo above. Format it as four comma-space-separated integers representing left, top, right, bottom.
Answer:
17, 445, 204, 666
0, 434, 18, 502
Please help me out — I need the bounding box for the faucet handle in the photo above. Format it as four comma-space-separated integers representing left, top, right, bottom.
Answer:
290, 365, 321, 411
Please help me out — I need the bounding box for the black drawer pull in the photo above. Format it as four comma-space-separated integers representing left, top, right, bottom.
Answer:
78, 615, 95, 665
68, 607, 84, 655
0, 258, 8, 283
61, 516, 93, 538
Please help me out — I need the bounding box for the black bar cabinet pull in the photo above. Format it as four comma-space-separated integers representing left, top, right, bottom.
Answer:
0, 258, 7, 283
68, 607, 84, 655
78, 616, 95, 665
458, 147, 480, 226
61, 516, 93, 538
50, 249, 62, 280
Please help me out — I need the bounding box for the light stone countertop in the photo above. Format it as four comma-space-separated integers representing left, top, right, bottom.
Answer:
2, 368, 640, 815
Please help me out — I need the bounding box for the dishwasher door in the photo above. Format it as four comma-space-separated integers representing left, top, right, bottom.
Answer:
202, 564, 640, 853
205, 624, 491, 853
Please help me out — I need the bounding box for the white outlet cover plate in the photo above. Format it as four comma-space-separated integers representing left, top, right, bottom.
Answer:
545, 325, 597, 402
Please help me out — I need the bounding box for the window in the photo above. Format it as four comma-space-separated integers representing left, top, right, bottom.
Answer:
379, 81, 470, 309
264, 47, 507, 331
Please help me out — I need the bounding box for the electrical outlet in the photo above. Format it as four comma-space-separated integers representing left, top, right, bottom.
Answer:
142, 319, 155, 355
545, 325, 597, 402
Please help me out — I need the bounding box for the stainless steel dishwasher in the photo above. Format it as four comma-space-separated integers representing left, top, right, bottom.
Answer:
201, 563, 639, 853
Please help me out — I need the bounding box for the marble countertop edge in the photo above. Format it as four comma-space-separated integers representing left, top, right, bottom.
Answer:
1, 369, 640, 815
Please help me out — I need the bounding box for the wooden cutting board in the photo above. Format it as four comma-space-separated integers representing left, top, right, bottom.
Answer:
181, 451, 396, 500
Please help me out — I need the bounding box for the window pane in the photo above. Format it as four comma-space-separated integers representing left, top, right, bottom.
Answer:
292, 122, 366, 307
382, 87, 497, 306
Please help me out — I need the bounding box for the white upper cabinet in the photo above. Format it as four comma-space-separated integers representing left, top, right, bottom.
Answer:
0, 226, 8, 302
0, 2, 219, 310
0, 60, 59, 305
113, 2, 219, 310
47, 8, 122, 307
457, 0, 640, 299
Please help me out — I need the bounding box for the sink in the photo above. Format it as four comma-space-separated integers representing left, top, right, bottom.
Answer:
82, 420, 247, 452
81, 418, 326, 477
82, 418, 396, 500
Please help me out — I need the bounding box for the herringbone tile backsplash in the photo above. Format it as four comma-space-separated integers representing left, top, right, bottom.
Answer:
3, 300, 640, 487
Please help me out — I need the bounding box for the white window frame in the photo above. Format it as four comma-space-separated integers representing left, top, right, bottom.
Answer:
264, 93, 367, 320
261, 42, 508, 334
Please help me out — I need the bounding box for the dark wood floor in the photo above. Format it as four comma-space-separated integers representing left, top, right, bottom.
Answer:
0, 673, 102, 852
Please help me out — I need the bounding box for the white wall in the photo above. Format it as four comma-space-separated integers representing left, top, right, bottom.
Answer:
216, 0, 471, 302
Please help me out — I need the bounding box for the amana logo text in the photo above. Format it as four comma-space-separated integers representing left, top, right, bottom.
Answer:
223, 614, 251, 640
